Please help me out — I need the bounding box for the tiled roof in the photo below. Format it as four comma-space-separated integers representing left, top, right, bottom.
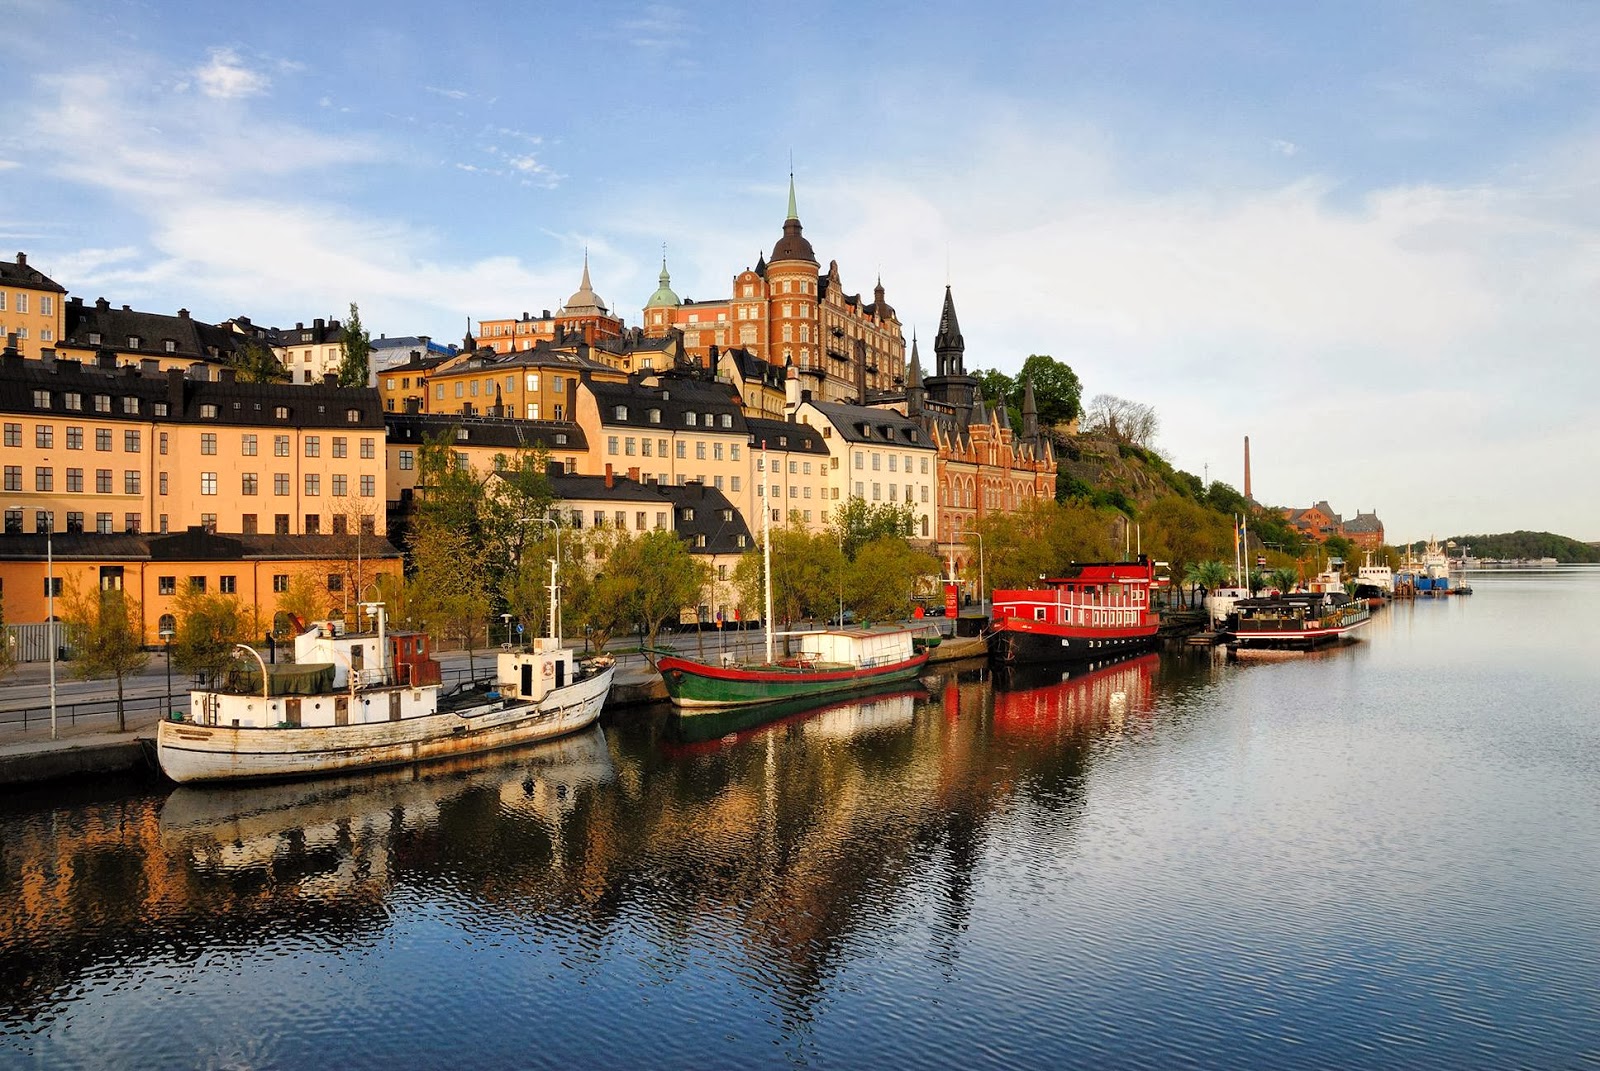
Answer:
548, 473, 753, 555
0, 530, 401, 562
804, 400, 931, 448
0, 254, 67, 294
745, 417, 828, 455
62, 298, 240, 361
384, 412, 586, 451
587, 378, 749, 435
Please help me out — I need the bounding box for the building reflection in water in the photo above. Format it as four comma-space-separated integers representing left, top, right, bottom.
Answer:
0, 655, 1196, 1031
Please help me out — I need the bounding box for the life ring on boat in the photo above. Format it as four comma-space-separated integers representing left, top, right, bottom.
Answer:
543, 662, 554, 678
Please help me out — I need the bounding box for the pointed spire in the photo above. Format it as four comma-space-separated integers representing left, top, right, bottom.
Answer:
970, 390, 988, 427
934, 285, 965, 377
786, 172, 798, 221
580, 251, 592, 292
906, 333, 923, 389
1021, 376, 1040, 442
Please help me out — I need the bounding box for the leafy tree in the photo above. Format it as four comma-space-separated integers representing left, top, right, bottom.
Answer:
337, 302, 373, 387
831, 497, 917, 561
1322, 535, 1356, 566
275, 570, 330, 636
0, 592, 14, 684
61, 585, 149, 732
973, 499, 1119, 591
408, 520, 491, 675
845, 536, 939, 623
605, 529, 711, 650
1017, 353, 1083, 426
733, 521, 844, 625
172, 582, 254, 688
559, 525, 630, 653
1183, 560, 1232, 608
1142, 496, 1234, 597
1268, 567, 1299, 594
414, 427, 485, 535
234, 338, 289, 384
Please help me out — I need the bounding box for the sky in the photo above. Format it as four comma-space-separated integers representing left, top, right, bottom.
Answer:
2, 0, 1597, 543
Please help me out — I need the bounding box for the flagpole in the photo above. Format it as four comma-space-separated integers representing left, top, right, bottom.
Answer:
762, 440, 774, 665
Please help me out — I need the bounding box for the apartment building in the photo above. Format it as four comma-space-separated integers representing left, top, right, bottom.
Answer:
791, 399, 938, 541
0, 351, 386, 542
0, 253, 68, 359
384, 412, 587, 515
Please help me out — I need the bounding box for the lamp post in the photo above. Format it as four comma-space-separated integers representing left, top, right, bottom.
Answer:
160, 626, 175, 720
977, 531, 986, 619
31, 509, 59, 741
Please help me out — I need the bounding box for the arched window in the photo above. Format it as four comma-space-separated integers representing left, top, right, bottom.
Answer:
158, 613, 176, 636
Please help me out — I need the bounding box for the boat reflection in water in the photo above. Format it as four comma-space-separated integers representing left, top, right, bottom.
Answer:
990, 652, 1160, 738
663, 678, 929, 753
159, 725, 616, 874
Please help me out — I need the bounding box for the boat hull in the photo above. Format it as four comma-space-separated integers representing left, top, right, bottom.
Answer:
654, 652, 930, 709
156, 666, 614, 784
1228, 614, 1370, 648
986, 619, 1158, 667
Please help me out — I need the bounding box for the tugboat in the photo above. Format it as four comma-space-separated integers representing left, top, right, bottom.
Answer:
157, 563, 614, 784
985, 556, 1160, 668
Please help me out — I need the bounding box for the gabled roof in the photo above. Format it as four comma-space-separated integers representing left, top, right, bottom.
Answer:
587, 378, 749, 434
548, 474, 753, 554
0, 253, 66, 293
745, 417, 828, 455
62, 298, 240, 362
384, 412, 586, 451
803, 400, 931, 448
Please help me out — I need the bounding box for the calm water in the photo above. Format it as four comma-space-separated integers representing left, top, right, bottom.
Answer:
2, 569, 1598, 1070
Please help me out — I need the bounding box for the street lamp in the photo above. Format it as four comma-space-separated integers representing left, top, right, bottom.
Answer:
29, 509, 59, 741
977, 531, 986, 618
159, 626, 175, 720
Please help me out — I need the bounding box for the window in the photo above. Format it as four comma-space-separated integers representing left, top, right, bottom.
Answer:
305, 436, 320, 457
553, 376, 564, 394
332, 514, 348, 535
275, 406, 289, 420
122, 397, 138, 415
199, 403, 217, 419
242, 514, 257, 534
360, 437, 374, 459
66, 511, 84, 532
220, 575, 236, 594
553, 403, 564, 420
32, 389, 52, 409
720, 414, 732, 428
855, 452, 863, 470
346, 408, 361, 423
3, 423, 20, 447
360, 474, 375, 497
35, 425, 53, 449
607, 436, 618, 456
200, 472, 217, 495
201, 432, 217, 455
696, 442, 706, 460
92, 512, 111, 533
158, 576, 176, 596
275, 514, 290, 534
241, 434, 257, 456
676, 441, 686, 459
123, 429, 140, 453
305, 514, 320, 534
624, 437, 636, 456
305, 474, 320, 496
332, 437, 347, 458
641, 439, 653, 457
614, 405, 628, 420
92, 428, 110, 452
713, 443, 723, 461
274, 435, 289, 457
332, 474, 347, 496
158, 431, 168, 455
35, 467, 52, 491
2, 510, 18, 534
273, 574, 289, 593
731, 476, 741, 492
399, 449, 414, 470
242, 472, 258, 496
159, 472, 168, 495
685, 412, 697, 427
124, 470, 140, 494
187, 577, 206, 593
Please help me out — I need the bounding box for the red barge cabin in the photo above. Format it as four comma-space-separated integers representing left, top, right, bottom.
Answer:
987, 557, 1160, 668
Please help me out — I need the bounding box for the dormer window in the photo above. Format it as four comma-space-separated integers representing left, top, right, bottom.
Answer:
554, 433, 567, 445
614, 405, 628, 420
685, 412, 697, 427
88, 332, 101, 346
127, 336, 140, 349
274, 406, 289, 419
720, 414, 732, 428
64, 393, 82, 411
695, 534, 707, 548
346, 408, 361, 423
164, 340, 176, 353
301, 332, 313, 342
648, 408, 661, 424
721, 508, 733, 521
778, 436, 788, 447
95, 395, 111, 413
456, 428, 469, 441
680, 507, 695, 521
200, 403, 218, 418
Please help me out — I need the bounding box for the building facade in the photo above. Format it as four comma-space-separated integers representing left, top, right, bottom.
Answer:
0, 253, 67, 359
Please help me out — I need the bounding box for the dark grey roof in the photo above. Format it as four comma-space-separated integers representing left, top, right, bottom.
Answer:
721, 347, 785, 392
384, 412, 586, 452
0, 253, 67, 294
0, 353, 382, 428
805, 400, 930, 448
587, 378, 749, 434
62, 298, 239, 362
745, 417, 828, 455
1342, 512, 1384, 533
441, 344, 614, 376
549, 474, 753, 555
0, 529, 401, 562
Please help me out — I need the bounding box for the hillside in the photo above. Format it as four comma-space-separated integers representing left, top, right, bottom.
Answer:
1435, 531, 1600, 564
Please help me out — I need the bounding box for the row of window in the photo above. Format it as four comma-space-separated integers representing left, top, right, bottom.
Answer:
855, 451, 931, 474
0, 292, 53, 314
433, 375, 569, 400
4, 466, 141, 493
606, 437, 745, 462
22, 390, 364, 424
610, 405, 736, 429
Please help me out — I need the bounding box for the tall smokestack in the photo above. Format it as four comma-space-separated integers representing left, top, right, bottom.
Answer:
1243, 435, 1252, 502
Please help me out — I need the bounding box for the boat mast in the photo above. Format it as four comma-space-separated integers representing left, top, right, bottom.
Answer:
547, 557, 558, 642
762, 440, 774, 664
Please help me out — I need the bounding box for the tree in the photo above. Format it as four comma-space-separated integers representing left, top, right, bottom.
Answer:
275, 570, 330, 636
972, 499, 1119, 591
1269, 567, 1299, 594
845, 536, 938, 624
407, 519, 492, 675
1083, 393, 1160, 448
1017, 353, 1083, 427
831, 497, 917, 561
1142, 495, 1234, 597
172, 582, 254, 688
337, 302, 373, 387
0, 592, 16, 684
606, 529, 711, 650
234, 338, 289, 384
733, 521, 844, 625
61, 585, 148, 732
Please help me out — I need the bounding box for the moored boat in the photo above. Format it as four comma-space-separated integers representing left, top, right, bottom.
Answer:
985, 556, 1159, 668
1222, 591, 1371, 649
650, 626, 930, 709
156, 569, 614, 784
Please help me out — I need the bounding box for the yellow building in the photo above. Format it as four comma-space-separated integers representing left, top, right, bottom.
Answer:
1, 351, 387, 541
791, 398, 939, 542
56, 297, 238, 375
423, 346, 623, 420
377, 349, 466, 414
0, 253, 68, 359
384, 413, 588, 516
0, 528, 402, 645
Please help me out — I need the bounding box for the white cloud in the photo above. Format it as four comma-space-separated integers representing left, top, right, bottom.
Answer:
1270, 139, 1299, 157
617, 4, 689, 50
0, 159, 19, 171
194, 47, 270, 100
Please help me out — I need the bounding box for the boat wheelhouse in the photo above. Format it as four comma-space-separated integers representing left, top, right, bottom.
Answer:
986, 556, 1159, 668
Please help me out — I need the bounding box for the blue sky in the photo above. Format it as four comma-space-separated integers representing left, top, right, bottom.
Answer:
4, 1, 1598, 541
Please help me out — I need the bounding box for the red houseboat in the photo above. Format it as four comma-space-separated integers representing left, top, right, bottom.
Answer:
986, 556, 1160, 668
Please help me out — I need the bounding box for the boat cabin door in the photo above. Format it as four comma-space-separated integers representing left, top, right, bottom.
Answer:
554, 658, 565, 688
521, 662, 534, 699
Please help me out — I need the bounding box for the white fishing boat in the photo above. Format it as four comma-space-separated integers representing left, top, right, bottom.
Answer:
1356, 553, 1394, 596
156, 563, 614, 784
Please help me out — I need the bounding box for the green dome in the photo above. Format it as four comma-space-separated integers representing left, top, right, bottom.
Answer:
646, 257, 680, 309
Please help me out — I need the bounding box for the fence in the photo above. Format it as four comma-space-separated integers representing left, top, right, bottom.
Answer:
3, 623, 78, 663
0, 665, 492, 735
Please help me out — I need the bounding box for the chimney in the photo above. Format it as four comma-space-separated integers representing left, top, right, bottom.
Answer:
314, 318, 326, 333
141, 358, 160, 376
178, 308, 190, 320
627, 466, 640, 483
96, 297, 110, 311
14, 252, 24, 267
1243, 435, 1252, 501
583, 322, 595, 346
324, 372, 338, 387
604, 463, 613, 489
218, 367, 235, 384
